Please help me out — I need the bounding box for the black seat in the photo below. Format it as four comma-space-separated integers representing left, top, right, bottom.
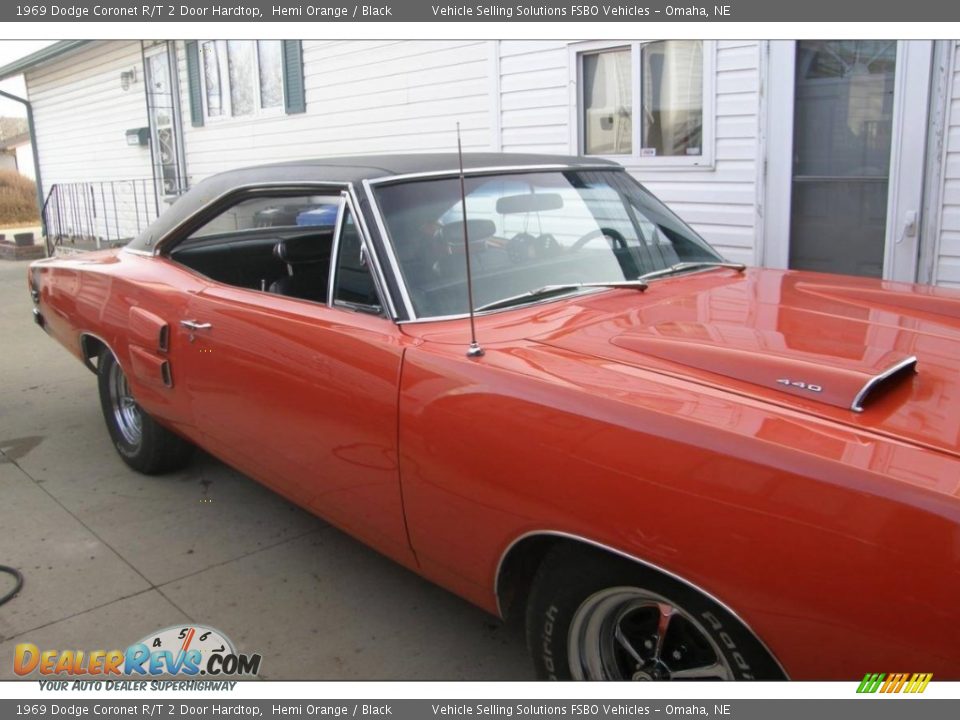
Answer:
268, 231, 333, 302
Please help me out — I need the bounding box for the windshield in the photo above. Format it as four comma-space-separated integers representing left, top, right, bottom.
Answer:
373, 169, 723, 318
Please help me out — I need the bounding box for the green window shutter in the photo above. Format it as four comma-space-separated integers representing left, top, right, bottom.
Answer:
282, 40, 306, 115
185, 41, 204, 127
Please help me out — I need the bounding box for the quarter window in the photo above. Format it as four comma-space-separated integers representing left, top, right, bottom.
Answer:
201, 40, 284, 119
577, 41, 712, 166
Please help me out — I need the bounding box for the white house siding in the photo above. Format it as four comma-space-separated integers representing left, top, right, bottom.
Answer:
935, 42, 960, 288
25, 41, 154, 241
176, 40, 760, 265
497, 40, 762, 266
176, 40, 494, 183
498, 40, 571, 154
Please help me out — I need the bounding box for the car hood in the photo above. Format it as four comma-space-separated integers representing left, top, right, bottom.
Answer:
531, 268, 960, 458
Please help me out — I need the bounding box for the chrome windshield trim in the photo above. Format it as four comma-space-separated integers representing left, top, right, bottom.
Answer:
365, 164, 625, 322
365, 163, 622, 187
121, 247, 154, 257
493, 529, 789, 679
850, 356, 918, 413
362, 178, 417, 320
152, 180, 352, 256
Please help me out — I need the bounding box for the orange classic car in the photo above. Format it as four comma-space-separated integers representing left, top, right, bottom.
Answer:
29, 154, 960, 681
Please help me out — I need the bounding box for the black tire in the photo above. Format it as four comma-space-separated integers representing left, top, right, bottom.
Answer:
97, 349, 194, 475
526, 544, 785, 681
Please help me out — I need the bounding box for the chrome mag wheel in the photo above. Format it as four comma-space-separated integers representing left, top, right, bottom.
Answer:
108, 360, 142, 447
568, 587, 734, 681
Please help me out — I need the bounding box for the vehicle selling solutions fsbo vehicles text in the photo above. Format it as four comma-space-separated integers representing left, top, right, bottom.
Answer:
429, 5, 730, 17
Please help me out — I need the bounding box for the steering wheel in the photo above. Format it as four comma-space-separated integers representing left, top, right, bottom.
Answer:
571, 227, 628, 252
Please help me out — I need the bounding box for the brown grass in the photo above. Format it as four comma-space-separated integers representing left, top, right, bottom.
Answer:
0, 169, 39, 225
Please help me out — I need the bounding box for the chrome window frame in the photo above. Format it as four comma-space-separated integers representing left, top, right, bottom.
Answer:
362, 163, 624, 324
329, 190, 388, 317
126, 180, 398, 320
325, 193, 349, 308
124, 165, 636, 325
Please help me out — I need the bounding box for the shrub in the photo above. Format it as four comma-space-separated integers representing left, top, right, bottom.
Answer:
0, 169, 39, 225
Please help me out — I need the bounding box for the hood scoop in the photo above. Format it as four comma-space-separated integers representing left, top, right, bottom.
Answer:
611, 333, 918, 413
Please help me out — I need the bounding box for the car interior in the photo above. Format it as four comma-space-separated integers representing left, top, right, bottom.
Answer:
167, 196, 381, 314
170, 228, 333, 296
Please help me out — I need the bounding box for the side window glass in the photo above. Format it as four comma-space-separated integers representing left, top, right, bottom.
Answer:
170, 194, 339, 302
333, 210, 383, 315
188, 195, 339, 239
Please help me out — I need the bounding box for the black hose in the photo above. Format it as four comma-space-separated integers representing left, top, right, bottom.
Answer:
0, 565, 24, 606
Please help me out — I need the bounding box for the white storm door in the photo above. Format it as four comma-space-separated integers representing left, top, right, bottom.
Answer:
765, 40, 932, 282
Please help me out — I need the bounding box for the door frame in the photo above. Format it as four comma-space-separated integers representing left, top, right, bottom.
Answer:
142, 41, 188, 210
762, 40, 934, 282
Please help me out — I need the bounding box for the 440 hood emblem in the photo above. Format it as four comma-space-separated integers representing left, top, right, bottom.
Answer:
776, 379, 823, 393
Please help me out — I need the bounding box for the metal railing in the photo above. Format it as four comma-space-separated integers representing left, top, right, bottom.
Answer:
42, 179, 185, 255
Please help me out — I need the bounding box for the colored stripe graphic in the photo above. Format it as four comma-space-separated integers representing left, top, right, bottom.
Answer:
857, 672, 931, 694
857, 673, 885, 693
904, 674, 933, 694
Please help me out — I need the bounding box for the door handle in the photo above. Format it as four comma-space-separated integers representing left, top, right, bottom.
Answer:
898, 210, 917, 243
180, 320, 212, 331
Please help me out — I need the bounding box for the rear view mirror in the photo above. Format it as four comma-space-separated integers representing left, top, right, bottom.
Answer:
495, 193, 564, 215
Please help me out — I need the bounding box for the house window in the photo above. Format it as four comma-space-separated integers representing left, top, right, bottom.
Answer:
200, 40, 285, 119
200, 41, 223, 118
575, 40, 713, 167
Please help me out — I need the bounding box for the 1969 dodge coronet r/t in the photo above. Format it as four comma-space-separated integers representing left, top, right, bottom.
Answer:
29, 154, 960, 681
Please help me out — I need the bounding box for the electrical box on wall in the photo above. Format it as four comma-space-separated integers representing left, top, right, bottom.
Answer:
125, 127, 150, 147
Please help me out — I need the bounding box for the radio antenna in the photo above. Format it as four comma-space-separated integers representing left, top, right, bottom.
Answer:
457, 122, 484, 358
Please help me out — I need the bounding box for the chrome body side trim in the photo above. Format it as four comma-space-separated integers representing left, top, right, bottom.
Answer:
850, 355, 918, 413
78, 331, 117, 374
493, 529, 789, 679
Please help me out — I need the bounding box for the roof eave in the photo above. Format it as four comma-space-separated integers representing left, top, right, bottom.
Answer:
0, 41, 91, 81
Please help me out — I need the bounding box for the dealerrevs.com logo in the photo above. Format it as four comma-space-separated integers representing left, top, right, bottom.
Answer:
857, 673, 933, 694
14, 625, 262, 677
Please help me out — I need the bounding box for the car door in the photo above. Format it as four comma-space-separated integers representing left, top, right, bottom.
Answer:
175, 194, 414, 566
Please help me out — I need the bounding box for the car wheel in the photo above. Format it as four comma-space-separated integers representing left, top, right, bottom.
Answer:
526, 544, 785, 681
97, 349, 194, 474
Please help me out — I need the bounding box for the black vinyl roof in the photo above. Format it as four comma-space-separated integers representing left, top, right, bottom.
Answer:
128, 153, 622, 252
